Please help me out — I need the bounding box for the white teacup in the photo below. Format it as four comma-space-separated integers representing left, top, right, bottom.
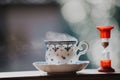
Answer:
45, 40, 89, 64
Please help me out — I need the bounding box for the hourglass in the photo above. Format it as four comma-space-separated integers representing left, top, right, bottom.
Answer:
97, 26, 115, 72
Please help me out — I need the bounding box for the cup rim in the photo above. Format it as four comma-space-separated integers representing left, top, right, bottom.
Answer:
44, 40, 77, 42
44, 40, 77, 44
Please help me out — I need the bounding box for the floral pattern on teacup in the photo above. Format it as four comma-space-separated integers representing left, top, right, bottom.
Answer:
45, 41, 89, 64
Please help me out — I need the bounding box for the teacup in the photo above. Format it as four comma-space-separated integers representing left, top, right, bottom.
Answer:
45, 40, 89, 64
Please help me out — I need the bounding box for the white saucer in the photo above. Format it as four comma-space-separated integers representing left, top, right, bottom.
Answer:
33, 61, 89, 73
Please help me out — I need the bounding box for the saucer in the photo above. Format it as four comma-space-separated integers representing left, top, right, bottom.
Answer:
33, 61, 89, 73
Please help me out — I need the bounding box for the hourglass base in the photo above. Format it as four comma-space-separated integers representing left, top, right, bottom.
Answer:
98, 67, 115, 72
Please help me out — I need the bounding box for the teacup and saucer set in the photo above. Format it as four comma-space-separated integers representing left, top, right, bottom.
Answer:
33, 40, 89, 73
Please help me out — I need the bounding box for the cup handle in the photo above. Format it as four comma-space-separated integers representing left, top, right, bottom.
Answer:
76, 41, 89, 58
